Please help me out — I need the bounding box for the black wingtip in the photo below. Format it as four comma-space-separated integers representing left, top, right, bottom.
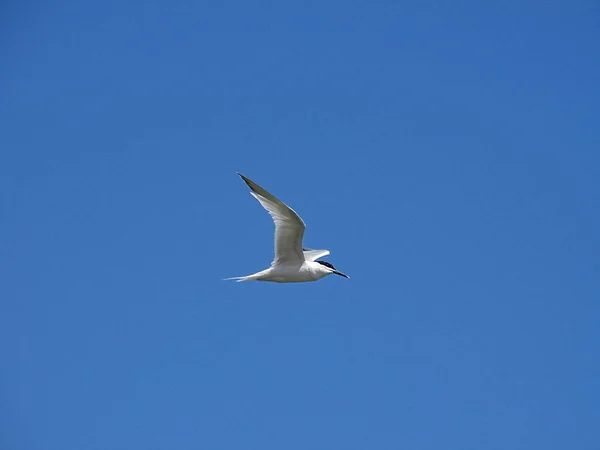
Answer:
237, 173, 254, 188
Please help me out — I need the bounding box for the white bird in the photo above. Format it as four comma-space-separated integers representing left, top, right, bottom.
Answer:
225, 173, 349, 283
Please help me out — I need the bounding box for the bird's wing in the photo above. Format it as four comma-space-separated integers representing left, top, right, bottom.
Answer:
302, 248, 330, 261
238, 173, 306, 264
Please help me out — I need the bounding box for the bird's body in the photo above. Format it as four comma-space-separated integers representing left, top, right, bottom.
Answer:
232, 261, 329, 283
227, 173, 348, 283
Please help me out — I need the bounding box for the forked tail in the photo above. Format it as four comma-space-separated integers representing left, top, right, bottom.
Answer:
223, 276, 250, 282
223, 270, 266, 282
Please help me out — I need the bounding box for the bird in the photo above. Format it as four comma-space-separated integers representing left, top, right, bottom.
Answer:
225, 173, 349, 283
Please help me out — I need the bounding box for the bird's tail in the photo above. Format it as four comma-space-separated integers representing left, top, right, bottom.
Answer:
223, 276, 251, 282
223, 270, 267, 282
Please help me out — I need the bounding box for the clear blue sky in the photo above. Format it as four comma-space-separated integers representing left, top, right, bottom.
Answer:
1, 1, 599, 449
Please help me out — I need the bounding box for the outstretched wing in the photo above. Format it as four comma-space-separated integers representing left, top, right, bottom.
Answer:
302, 248, 330, 261
238, 173, 306, 264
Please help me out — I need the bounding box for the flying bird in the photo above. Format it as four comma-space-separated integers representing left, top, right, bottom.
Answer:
226, 173, 349, 283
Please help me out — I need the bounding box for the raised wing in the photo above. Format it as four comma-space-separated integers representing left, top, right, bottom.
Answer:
238, 173, 306, 264
302, 248, 330, 261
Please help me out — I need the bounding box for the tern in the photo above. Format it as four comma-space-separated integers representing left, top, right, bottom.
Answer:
226, 173, 349, 283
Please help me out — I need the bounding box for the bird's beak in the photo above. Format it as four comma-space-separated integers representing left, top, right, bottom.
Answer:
333, 270, 349, 279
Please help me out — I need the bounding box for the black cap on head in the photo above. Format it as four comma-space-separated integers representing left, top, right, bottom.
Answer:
316, 260, 337, 270
316, 260, 349, 278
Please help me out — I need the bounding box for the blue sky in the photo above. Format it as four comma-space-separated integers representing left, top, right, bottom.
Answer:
1, 1, 599, 449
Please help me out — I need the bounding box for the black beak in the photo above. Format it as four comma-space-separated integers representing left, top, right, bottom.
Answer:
333, 270, 349, 279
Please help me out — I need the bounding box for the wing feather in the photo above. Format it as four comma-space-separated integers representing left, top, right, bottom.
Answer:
238, 173, 306, 264
302, 248, 330, 261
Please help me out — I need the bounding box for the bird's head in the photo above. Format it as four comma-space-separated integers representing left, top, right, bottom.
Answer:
315, 260, 349, 279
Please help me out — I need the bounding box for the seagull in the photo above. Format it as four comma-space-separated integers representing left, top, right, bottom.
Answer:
225, 173, 349, 283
